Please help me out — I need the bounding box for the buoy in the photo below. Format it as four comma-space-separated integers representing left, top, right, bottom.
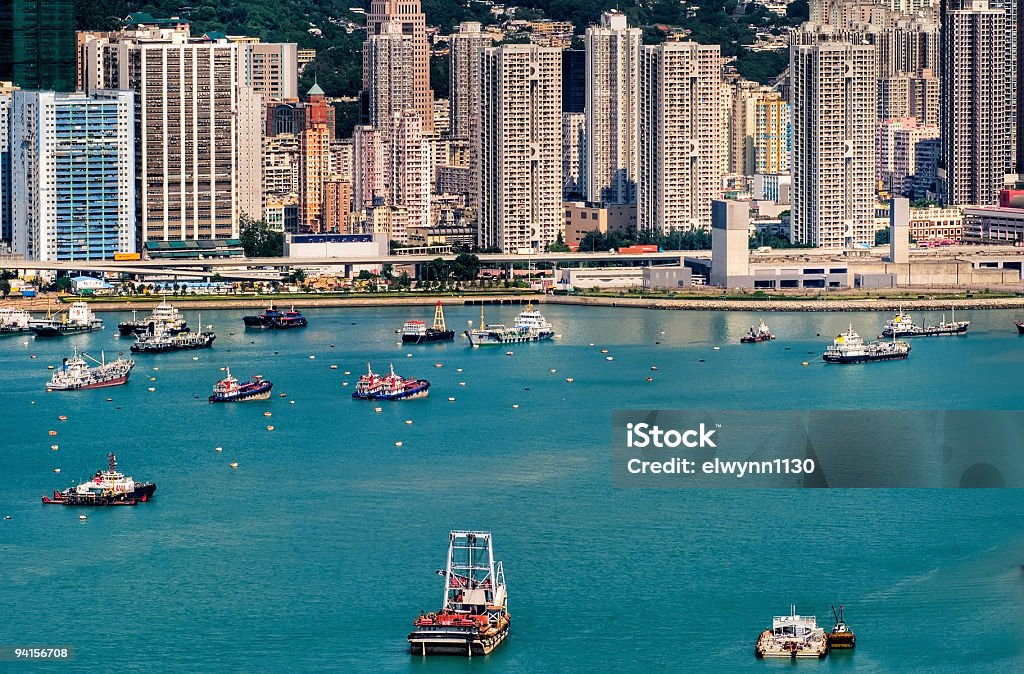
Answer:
395, 441, 404, 447
566, 378, 574, 383
406, 353, 413, 358
344, 371, 351, 375
342, 382, 349, 387
79, 514, 87, 521
713, 346, 721, 351
802, 361, 810, 366
330, 344, 335, 348
375, 407, 383, 413
230, 462, 238, 469
448, 397, 456, 402
58, 415, 67, 421
600, 349, 609, 354
280, 393, 287, 397
267, 425, 275, 431
193, 356, 199, 360
106, 398, 113, 402
589, 343, 595, 347
646, 377, 654, 382
330, 365, 338, 370
459, 382, 466, 386
434, 363, 442, 368
47, 365, 54, 370
153, 367, 159, 371
396, 342, 402, 346
50, 445, 58, 450
606, 356, 613, 361
148, 387, 155, 392
512, 404, 519, 409
651, 366, 658, 371
405, 420, 413, 425
290, 400, 295, 405
149, 377, 156, 381
309, 355, 315, 360
263, 411, 272, 417
48, 430, 57, 436
550, 368, 556, 373
53, 468, 61, 473
3, 515, 9, 520
215, 447, 223, 452
506, 351, 514, 356
30, 355, 37, 359
456, 368, 463, 373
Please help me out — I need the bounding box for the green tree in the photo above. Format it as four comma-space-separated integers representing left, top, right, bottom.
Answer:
548, 231, 571, 253
0, 278, 10, 298
55, 276, 72, 293
875, 228, 890, 245
449, 253, 481, 282
426, 257, 449, 285
240, 215, 284, 257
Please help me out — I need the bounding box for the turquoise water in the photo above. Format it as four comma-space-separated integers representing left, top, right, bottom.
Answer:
2, 304, 1023, 672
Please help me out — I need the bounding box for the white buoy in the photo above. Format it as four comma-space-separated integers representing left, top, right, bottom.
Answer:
566, 378, 574, 383
53, 468, 61, 473
309, 355, 316, 360
395, 441, 404, 447
456, 368, 463, 373
405, 420, 413, 425
153, 367, 159, 371
375, 407, 383, 413
550, 369, 556, 373
193, 356, 199, 360
434, 363, 442, 368
344, 371, 351, 375
512, 404, 519, 409
50, 445, 58, 450
406, 353, 413, 358
148, 387, 155, 392
342, 382, 349, 386
802, 361, 809, 366
215, 447, 223, 452
601, 349, 609, 354
330, 365, 338, 370
606, 356, 613, 361
290, 400, 295, 405
230, 462, 238, 468
264, 411, 272, 417
713, 346, 721, 351
448, 397, 456, 402
267, 425, 275, 431
459, 382, 466, 386
79, 514, 87, 521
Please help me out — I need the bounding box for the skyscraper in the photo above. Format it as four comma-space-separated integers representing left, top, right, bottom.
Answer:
562, 112, 586, 197
638, 42, 722, 233
0, 95, 10, 247
363, 21, 419, 137
449, 22, 492, 141
477, 45, 562, 253
0, 0, 77, 91
299, 83, 331, 232
9, 90, 135, 261
790, 26, 876, 247
80, 27, 264, 242
365, 0, 433, 133
940, 1, 1008, 205
585, 11, 641, 205
388, 110, 432, 242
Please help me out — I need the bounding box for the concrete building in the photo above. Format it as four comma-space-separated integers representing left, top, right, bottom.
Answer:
264, 134, 300, 196
352, 125, 385, 212
322, 178, 352, 233
877, 117, 940, 196
643, 266, 694, 290
239, 42, 298, 100
584, 10, 641, 205
365, 0, 433, 133
448, 22, 492, 141
9, 90, 135, 261
889, 197, 910, 263
0, 94, 10, 246
388, 110, 433, 242
908, 204, 964, 243
909, 69, 940, 127
638, 42, 722, 234
477, 45, 563, 253
963, 190, 1024, 242
265, 195, 299, 233
563, 201, 637, 247
791, 27, 876, 248
940, 1, 1009, 206
562, 112, 586, 197
298, 84, 332, 232
0, 0, 77, 91
710, 200, 751, 287
731, 82, 790, 176
80, 26, 264, 243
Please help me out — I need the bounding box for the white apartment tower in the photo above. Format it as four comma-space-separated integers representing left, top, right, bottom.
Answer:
449, 22, 492, 140
638, 42, 722, 233
365, 0, 434, 133
940, 1, 1008, 206
364, 21, 419, 138
477, 45, 562, 253
388, 110, 432, 242
585, 10, 641, 204
790, 27, 877, 248
80, 28, 263, 242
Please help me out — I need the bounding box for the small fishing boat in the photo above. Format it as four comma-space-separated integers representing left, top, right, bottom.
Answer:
117, 298, 189, 336
243, 305, 307, 329
740, 319, 775, 343
0, 306, 32, 336
29, 302, 103, 337
352, 364, 429, 401
1016, 320, 1024, 335
827, 605, 855, 649
208, 367, 274, 403
41, 453, 155, 506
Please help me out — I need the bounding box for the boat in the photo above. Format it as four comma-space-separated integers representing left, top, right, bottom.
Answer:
352, 363, 430, 401
1015, 320, 1024, 335
41, 453, 156, 506
131, 312, 215, 353
755, 605, 828, 658
208, 367, 273, 402
46, 348, 135, 391
117, 298, 188, 336
740, 319, 775, 343
464, 303, 555, 346
0, 306, 32, 335
243, 305, 308, 329
881, 307, 969, 337
826, 605, 856, 649
408, 531, 511, 657
823, 325, 910, 363
29, 302, 103, 337
402, 302, 455, 344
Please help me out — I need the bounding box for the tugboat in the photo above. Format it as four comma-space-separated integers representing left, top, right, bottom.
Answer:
131, 313, 215, 353
243, 305, 308, 329
823, 325, 910, 363
29, 302, 103, 337
464, 303, 555, 346
352, 363, 430, 401
41, 453, 155, 506
402, 302, 455, 344
408, 531, 510, 657
0, 306, 32, 336
117, 298, 188, 336
46, 348, 135, 391
881, 307, 969, 337
208, 367, 273, 402
741, 319, 775, 343
755, 605, 828, 658
827, 605, 856, 649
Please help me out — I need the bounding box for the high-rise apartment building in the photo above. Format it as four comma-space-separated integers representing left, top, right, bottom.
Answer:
585, 11, 641, 205
449, 22, 492, 141
388, 110, 432, 242
9, 90, 135, 261
877, 117, 940, 195
0, 95, 10, 246
353, 125, 385, 211
791, 26, 876, 247
239, 42, 298, 100
731, 82, 790, 176
298, 84, 331, 232
940, 0, 1008, 205
363, 22, 419, 137
637, 42, 722, 233
563, 112, 586, 197
476, 45, 562, 253
0, 0, 77, 91
365, 0, 433, 133
80, 27, 264, 242
322, 178, 352, 233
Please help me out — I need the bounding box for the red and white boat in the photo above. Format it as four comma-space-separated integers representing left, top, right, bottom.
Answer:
46, 348, 134, 391
352, 364, 429, 401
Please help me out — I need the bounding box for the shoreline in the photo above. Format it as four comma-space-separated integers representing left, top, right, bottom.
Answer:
6, 293, 1024, 313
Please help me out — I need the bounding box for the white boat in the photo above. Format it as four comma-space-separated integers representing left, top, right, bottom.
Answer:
823, 324, 910, 363
464, 303, 555, 346
46, 348, 135, 391
408, 531, 510, 656
755, 605, 828, 658
0, 306, 32, 335
881, 306, 969, 337
29, 302, 104, 337
118, 298, 188, 336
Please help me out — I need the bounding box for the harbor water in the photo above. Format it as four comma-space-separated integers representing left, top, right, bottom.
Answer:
1, 304, 1023, 671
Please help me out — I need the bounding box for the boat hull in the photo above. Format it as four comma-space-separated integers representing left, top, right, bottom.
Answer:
755, 630, 828, 658
408, 619, 509, 656
30, 324, 100, 337
46, 373, 130, 391
41, 482, 155, 506
131, 334, 216, 353
464, 331, 553, 346
827, 632, 856, 649
1016, 321, 1024, 335
823, 352, 909, 363
883, 325, 969, 337
243, 316, 307, 329
740, 335, 775, 343
403, 330, 455, 344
